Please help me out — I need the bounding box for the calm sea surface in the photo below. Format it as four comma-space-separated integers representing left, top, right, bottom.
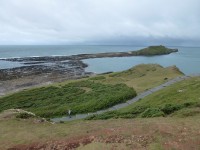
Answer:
0, 45, 199, 75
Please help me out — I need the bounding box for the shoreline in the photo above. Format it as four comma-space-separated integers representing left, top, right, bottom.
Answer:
0, 46, 178, 96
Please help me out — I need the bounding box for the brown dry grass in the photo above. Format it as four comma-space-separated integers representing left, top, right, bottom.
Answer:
1, 115, 200, 150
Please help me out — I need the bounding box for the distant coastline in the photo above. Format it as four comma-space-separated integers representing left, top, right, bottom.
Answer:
0, 45, 177, 62
0, 45, 178, 96
0, 45, 177, 81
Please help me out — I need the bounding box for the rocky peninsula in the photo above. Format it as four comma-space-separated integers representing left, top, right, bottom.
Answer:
0, 45, 178, 96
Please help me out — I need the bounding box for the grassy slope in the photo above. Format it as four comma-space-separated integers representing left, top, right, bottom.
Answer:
0, 81, 136, 118
99, 63, 183, 93
0, 116, 200, 150
0, 64, 183, 118
1, 65, 200, 150
60, 64, 183, 94
88, 76, 200, 119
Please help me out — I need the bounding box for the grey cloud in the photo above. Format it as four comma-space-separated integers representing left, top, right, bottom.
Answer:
0, 0, 200, 45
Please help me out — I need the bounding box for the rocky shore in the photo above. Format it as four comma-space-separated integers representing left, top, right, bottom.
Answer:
0, 60, 89, 81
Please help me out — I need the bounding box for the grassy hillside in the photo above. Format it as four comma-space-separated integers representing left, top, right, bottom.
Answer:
91, 64, 183, 93
0, 64, 199, 150
61, 64, 183, 94
0, 64, 183, 118
0, 116, 200, 150
87, 76, 200, 120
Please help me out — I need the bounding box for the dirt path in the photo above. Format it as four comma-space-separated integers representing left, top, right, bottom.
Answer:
51, 74, 200, 122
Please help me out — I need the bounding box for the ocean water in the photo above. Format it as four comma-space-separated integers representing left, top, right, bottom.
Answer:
84, 46, 200, 75
0, 45, 145, 58
0, 45, 200, 75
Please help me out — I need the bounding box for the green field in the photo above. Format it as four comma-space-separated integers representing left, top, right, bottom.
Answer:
87, 76, 200, 120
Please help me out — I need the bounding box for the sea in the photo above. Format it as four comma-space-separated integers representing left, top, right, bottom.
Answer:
0, 45, 200, 75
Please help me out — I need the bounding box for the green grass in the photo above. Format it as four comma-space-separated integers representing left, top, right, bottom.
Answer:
0, 80, 136, 118
85, 64, 183, 94
87, 76, 200, 120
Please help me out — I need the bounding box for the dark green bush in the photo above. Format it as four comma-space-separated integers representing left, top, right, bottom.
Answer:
161, 104, 183, 115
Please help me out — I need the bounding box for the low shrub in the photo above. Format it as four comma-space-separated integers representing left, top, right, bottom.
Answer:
16, 112, 35, 119
140, 108, 164, 118
183, 102, 197, 107
130, 105, 148, 115
161, 104, 182, 115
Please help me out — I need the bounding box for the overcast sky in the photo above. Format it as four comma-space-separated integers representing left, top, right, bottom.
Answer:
0, 0, 200, 46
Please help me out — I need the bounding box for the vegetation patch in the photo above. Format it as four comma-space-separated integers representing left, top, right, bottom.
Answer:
87, 77, 200, 120
171, 107, 200, 117
161, 104, 183, 115
0, 80, 136, 118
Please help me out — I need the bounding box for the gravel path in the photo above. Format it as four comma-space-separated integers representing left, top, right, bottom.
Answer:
51, 74, 200, 122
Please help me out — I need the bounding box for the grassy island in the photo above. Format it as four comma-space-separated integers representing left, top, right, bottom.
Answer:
133, 45, 178, 56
